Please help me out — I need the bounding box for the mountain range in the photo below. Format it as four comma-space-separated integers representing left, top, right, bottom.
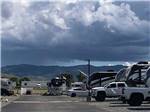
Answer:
1, 64, 127, 80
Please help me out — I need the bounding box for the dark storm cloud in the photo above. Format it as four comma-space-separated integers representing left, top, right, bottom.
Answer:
1, 1, 150, 66
1, 2, 13, 19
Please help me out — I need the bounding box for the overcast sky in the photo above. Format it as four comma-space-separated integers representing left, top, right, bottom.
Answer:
1, 0, 150, 66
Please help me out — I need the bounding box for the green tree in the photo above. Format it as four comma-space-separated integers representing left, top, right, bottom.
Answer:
10, 77, 19, 83
9, 77, 20, 93
20, 77, 30, 81
10, 77, 19, 86
61, 73, 74, 87
76, 73, 86, 82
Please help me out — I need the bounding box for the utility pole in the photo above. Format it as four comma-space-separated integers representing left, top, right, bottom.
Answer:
87, 59, 91, 102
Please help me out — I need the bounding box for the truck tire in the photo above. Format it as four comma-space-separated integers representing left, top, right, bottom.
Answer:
120, 97, 126, 104
71, 93, 76, 97
95, 91, 106, 101
128, 93, 143, 106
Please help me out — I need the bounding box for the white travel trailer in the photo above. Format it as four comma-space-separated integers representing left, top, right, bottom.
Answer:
21, 81, 48, 95
1, 78, 15, 95
47, 77, 67, 95
115, 62, 149, 86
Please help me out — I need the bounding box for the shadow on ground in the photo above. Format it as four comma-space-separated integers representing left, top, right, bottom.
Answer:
128, 107, 150, 111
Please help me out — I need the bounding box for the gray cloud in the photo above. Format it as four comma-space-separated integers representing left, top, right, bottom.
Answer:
1, 1, 150, 66
1, 2, 13, 19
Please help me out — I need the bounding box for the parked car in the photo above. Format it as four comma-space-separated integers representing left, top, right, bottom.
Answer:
71, 82, 86, 89
68, 88, 88, 97
92, 82, 127, 101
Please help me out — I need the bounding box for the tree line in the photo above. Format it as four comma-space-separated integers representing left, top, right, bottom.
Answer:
9, 72, 86, 88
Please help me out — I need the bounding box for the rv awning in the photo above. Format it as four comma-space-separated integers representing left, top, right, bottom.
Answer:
89, 72, 117, 82
89, 72, 117, 86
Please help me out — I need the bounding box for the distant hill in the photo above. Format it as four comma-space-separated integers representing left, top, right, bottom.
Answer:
1, 64, 127, 79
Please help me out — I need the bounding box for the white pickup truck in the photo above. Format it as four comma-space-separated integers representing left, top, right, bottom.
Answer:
92, 82, 127, 101
120, 67, 150, 106
121, 87, 150, 106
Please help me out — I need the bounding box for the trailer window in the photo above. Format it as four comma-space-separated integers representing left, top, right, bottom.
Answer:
128, 69, 147, 81
146, 68, 150, 79
24, 83, 27, 86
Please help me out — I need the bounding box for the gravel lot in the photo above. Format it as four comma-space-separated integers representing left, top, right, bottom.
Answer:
89, 98, 150, 112
1, 95, 150, 112
1, 95, 20, 108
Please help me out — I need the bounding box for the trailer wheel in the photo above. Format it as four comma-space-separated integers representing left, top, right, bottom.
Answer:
120, 97, 126, 104
128, 93, 143, 106
95, 91, 106, 101
1, 88, 9, 96
71, 93, 76, 97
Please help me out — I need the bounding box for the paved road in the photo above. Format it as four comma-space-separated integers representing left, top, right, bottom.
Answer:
2, 95, 107, 112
